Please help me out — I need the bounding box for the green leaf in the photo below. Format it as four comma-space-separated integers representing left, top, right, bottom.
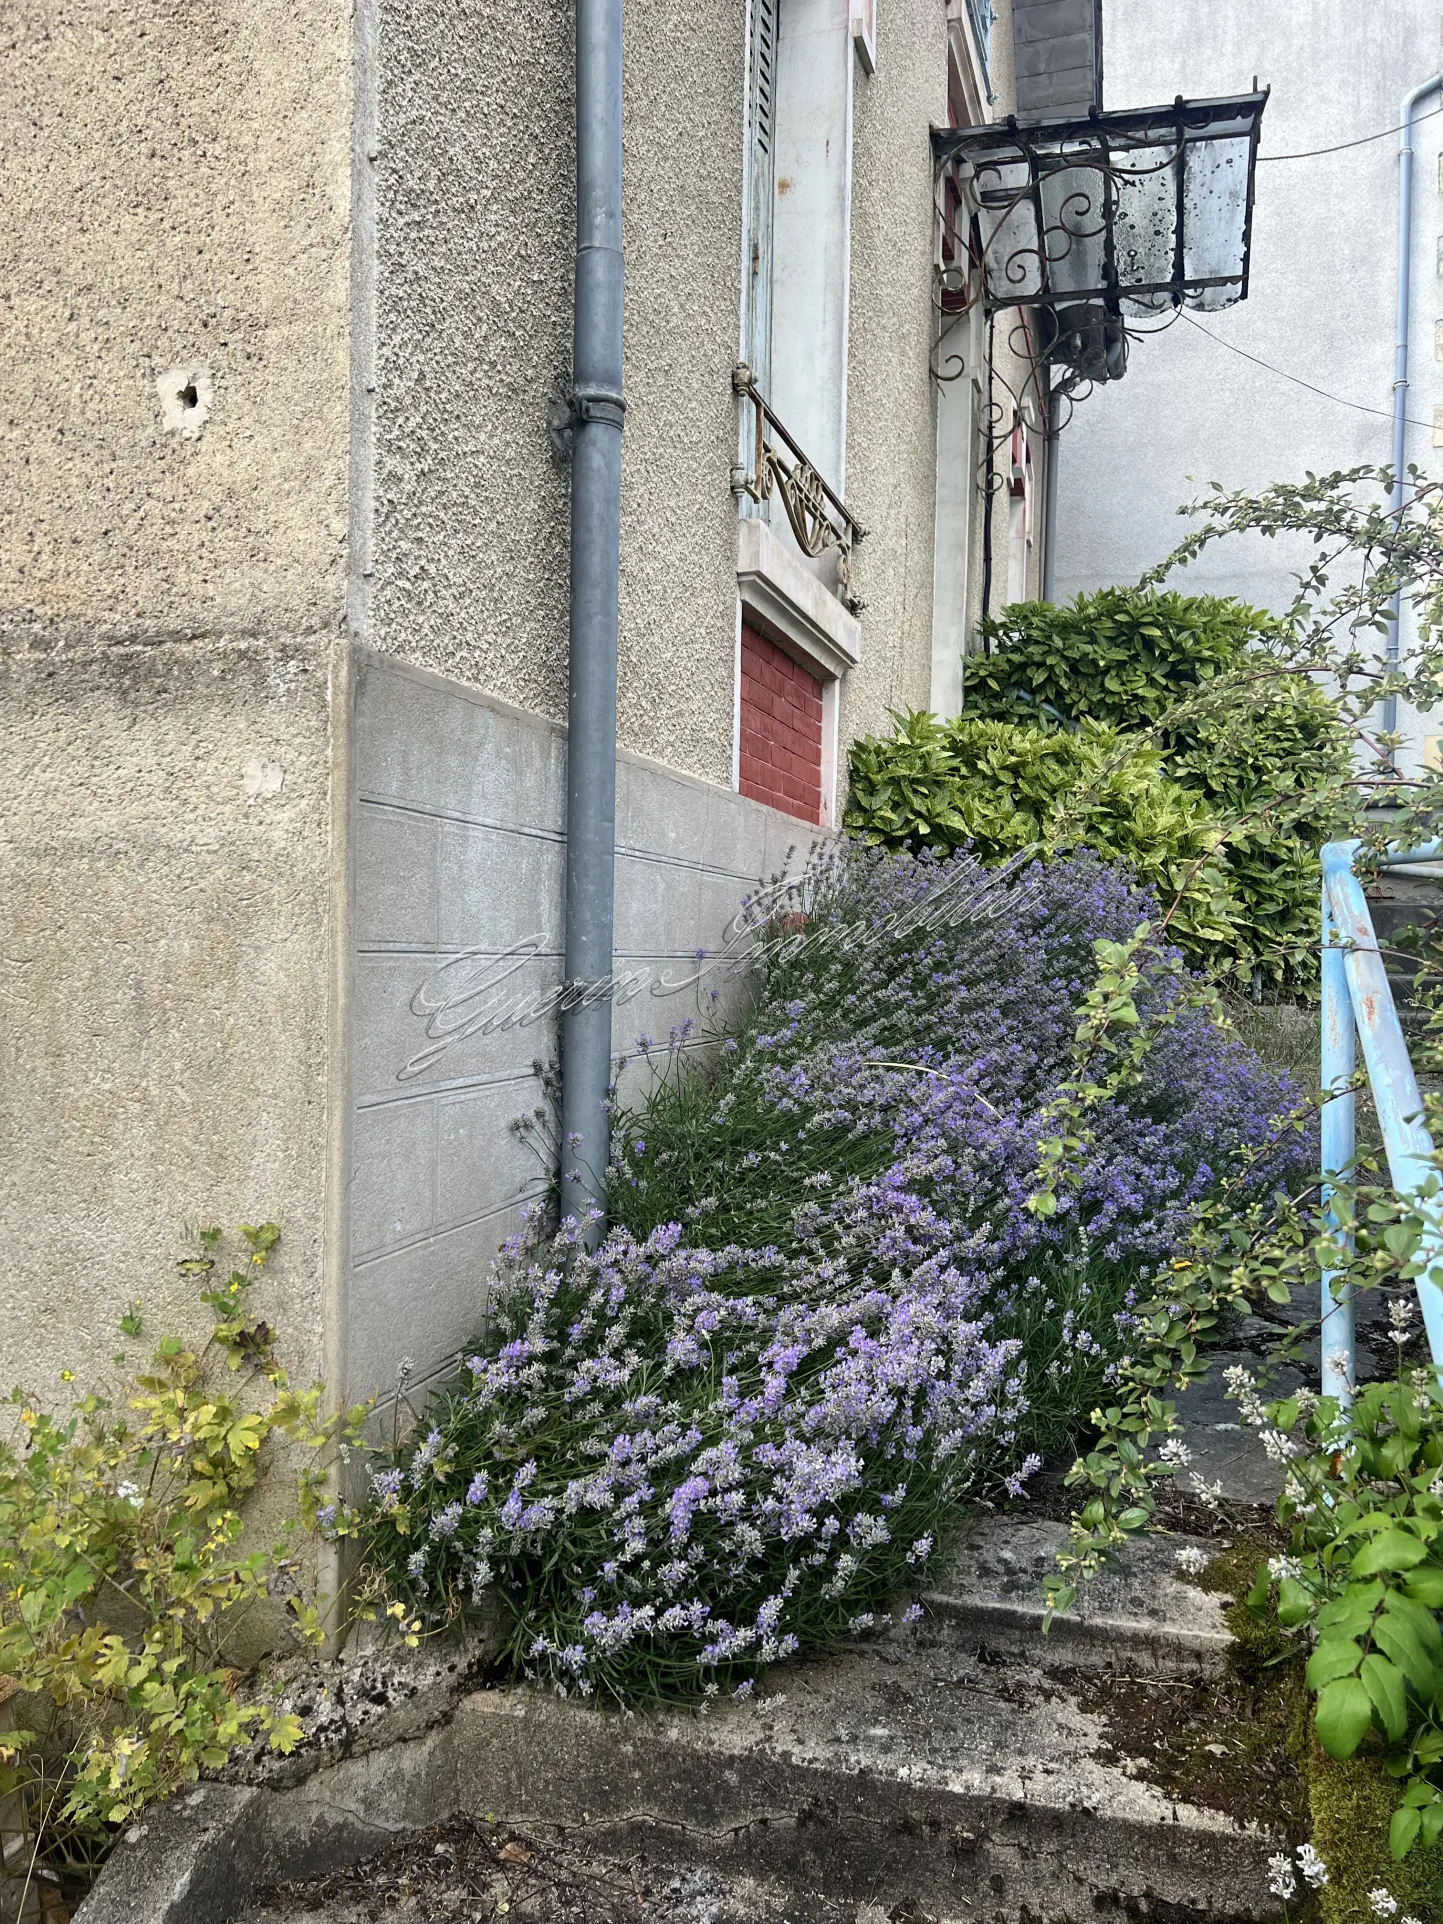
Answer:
1277, 1577, 1313, 1627
1391, 1805, 1422, 1859
59, 1560, 96, 1609
1402, 1566, 1443, 1608
1371, 1611, 1437, 1695
1351, 1530, 1430, 1576
1380, 1587, 1443, 1661
1361, 1652, 1408, 1741
1306, 1639, 1364, 1689
1316, 1676, 1373, 1759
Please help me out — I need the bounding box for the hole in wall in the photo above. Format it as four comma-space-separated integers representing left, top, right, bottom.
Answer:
156, 364, 213, 440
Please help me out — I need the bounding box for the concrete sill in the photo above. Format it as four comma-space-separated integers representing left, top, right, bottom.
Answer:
736, 516, 861, 682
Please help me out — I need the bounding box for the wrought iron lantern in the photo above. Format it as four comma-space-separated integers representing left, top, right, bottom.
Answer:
933, 90, 1267, 385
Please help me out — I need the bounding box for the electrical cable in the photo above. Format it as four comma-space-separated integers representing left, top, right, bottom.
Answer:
1257, 98, 1443, 162
1178, 311, 1438, 431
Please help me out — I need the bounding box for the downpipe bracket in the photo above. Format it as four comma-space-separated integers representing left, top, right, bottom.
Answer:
547, 383, 627, 461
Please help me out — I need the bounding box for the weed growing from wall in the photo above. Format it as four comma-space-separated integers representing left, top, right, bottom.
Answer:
0, 1227, 362, 1911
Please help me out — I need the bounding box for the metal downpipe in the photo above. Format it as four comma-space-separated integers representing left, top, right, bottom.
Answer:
1041, 386, 1060, 604
1384, 74, 1443, 740
561, 0, 625, 1239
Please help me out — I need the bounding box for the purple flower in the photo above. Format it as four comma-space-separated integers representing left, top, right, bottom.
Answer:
359, 842, 1309, 1705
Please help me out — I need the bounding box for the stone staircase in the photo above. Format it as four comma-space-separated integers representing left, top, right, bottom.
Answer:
93, 1507, 1291, 1924
439, 1514, 1281, 1924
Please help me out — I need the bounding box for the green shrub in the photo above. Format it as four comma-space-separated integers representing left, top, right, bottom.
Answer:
964, 587, 1284, 732
959, 588, 1351, 990
844, 710, 1242, 970
0, 1228, 355, 1908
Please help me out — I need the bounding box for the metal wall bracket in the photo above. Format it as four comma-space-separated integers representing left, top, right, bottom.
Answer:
548, 383, 628, 462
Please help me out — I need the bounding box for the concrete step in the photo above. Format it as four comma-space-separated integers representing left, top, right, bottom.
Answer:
921, 1512, 1233, 1677
82, 1516, 1284, 1924
448, 1614, 1282, 1924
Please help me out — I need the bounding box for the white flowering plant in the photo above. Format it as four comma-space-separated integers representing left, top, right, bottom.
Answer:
1219, 1359, 1443, 1863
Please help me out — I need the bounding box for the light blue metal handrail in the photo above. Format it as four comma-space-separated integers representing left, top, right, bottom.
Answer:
1321, 839, 1443, 1403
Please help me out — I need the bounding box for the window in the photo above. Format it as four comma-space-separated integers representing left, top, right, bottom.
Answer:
738, 621, 825, 825
743, 0, 779, 401
963, 0, 994, 106
735, 1, 864, 820
769, 0, 855, 495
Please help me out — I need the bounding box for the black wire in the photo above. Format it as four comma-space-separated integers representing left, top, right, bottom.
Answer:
1179, 311, 1437, 432
1257, 98, 1443, 162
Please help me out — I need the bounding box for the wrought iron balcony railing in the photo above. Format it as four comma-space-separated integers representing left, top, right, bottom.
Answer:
731, 364, 867, 615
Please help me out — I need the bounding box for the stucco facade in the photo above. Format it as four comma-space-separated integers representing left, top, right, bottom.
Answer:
2, 1, 1025, 1410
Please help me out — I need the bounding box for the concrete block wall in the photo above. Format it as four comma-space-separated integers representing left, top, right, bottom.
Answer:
339, 651, 807, 1402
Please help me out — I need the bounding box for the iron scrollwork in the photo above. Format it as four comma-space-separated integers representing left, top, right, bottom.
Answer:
731, 365, 868, 615
931, 91, 1267, 398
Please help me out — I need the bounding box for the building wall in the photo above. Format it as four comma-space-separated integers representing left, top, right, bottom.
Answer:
0, 0, 352, 1393
0, 0, 981, 1411
364, 1, 572, 724
1052, 0, 1440, 759
617, 4, 746, 787
0, 640, 336, 1397
364, 0, 954, 795
365, 0, 743, 788
841, 0, 949, 741
0, 0, 352, 646
929, 0, 1050, 712
341, 651, 805, 1402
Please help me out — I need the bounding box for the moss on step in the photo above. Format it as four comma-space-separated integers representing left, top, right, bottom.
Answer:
1068, 1536, 1307, 1840
1308, 1746, 1443, 1924
1203, 1540, 1443, 1922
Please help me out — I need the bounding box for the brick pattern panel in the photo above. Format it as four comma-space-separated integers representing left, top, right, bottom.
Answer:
738, 622, 824, 824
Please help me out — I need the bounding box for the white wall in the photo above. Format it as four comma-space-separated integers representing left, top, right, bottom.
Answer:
1053, 1, 1442, 764
342, 653, 808, 1403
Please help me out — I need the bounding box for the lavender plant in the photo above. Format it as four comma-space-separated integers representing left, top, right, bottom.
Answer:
350, 846, 1307, 1702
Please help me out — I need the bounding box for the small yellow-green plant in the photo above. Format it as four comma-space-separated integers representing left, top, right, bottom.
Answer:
0, 1225, 362, 1899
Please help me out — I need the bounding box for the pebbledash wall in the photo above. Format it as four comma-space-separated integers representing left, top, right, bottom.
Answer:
1, 1, 969, 1414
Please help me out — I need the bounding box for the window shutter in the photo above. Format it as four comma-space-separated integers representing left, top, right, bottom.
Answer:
745, 0, 778, 396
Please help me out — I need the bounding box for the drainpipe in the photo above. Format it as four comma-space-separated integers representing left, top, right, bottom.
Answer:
1384, 73, 1443, 741
561, 0, 625, 1239
1041, 386, 1060, 604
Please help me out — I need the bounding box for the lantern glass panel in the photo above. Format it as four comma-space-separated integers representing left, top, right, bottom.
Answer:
1109, 139, 1175, 311
1182, 128, 1253, 308
1039, 158, 1109, 298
